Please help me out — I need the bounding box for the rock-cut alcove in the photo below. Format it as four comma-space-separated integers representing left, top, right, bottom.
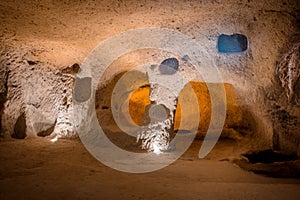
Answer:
95, 49, 258, 153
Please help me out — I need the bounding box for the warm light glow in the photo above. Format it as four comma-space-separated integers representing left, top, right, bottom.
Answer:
130, 82, 240, 133
153, 143, 161, 155
50, 136, 58, 143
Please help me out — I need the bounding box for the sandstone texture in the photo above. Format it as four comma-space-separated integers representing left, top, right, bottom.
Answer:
129, 82, 245, 140
0, 0, 299, 156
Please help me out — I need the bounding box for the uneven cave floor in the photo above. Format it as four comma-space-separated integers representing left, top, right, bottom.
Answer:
0, 137, 300, 200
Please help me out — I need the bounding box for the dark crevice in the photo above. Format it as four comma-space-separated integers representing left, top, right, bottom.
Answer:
243, 149, 299, 164
27, 60, 38, 65
37, 120, 57, 137
12, 112, 27, 139
140, 84, 150, 88
101, 106, 109, 110
0, 67, 9, 135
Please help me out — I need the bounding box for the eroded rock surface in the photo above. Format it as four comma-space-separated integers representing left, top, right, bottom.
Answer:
276, 41, 300, 104
0, 0, 299, 161
129, 82, 246, 140
0, 42, 77, 139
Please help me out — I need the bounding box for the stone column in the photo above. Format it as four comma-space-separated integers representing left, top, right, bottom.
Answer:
137, 58, 189, 153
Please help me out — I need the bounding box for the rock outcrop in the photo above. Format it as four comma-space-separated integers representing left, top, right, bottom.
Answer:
267, 39, 300, 156
0, 42, 77, 139
276, 41, 300, 104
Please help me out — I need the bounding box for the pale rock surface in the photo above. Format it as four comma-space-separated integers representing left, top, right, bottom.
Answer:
0, 0, 299, 157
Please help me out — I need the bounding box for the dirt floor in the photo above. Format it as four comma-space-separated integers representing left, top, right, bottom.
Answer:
0, 137, 300, 200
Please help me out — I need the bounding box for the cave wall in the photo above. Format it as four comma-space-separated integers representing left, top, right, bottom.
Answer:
0, 41, 78, 138
269, 40, 300, 155
0, 0, 299, 154
128, 82, 245, 139
0, 43, 8, 135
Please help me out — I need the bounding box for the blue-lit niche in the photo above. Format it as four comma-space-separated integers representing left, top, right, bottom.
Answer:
217, 33, 248, 53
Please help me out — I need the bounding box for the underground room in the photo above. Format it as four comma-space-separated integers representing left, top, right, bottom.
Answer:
0, 0, 300, 199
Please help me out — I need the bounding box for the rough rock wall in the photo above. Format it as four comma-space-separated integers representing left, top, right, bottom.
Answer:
129, 82, 245, 140
196, 1, 300, 151
0, 40, 78, 138
276, 41, 300, 104
0, 0, 299, 155
267, 38, 300, 156
0, 41, 8, 135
